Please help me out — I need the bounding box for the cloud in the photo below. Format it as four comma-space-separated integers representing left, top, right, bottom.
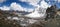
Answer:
0, 0, 51, 12
0, 6, 10, 11
0, 0, 6, 3
19, 0, 40, 5
19, 0, 27, 2
57, 0, 60, 2
20, 0, 51, 8
40, 0, 51, 8
10, 2, 26, 11
10, 2, 34, 12
0, 2, 34, 12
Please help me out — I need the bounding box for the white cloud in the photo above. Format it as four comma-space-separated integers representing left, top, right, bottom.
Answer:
0, 0, 6, 3
57, 0, 60, 2
27, 0, 40, 5
40, 0, 51, 8
20, 0, 51, 8
0, 2, 34, 12
10, 2, 26, 11
0, 6, 10, 11
10, 2, 34, 12
19, 0, 40, 5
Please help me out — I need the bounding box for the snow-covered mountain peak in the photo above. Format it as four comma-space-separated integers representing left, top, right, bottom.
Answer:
25, 6, 47, 18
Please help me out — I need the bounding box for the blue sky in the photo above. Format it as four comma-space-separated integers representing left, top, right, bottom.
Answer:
0, 0, 60, 11
0, 0, 34, 8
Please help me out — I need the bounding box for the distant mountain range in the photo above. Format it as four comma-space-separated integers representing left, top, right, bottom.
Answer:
0, 5, 59, 18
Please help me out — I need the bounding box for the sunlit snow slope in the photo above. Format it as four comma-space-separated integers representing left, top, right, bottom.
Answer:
25, 7, 46, 18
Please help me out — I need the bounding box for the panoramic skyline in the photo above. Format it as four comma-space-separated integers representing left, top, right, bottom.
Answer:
0, 0, 60, 11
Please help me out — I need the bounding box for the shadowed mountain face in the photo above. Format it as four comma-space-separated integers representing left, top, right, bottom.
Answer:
45, 5, 57, 20
44, 5, 60, 27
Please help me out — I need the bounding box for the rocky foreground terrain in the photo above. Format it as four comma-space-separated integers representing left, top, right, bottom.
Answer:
0, 9, 46, 27
0, 10, 60, 27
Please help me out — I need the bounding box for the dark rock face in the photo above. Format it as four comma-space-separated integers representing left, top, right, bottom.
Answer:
45, 5, 57, 20
44, 5, 60, 27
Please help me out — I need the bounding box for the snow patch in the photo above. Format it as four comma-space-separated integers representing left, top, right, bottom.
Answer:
25, 10, 45, 18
